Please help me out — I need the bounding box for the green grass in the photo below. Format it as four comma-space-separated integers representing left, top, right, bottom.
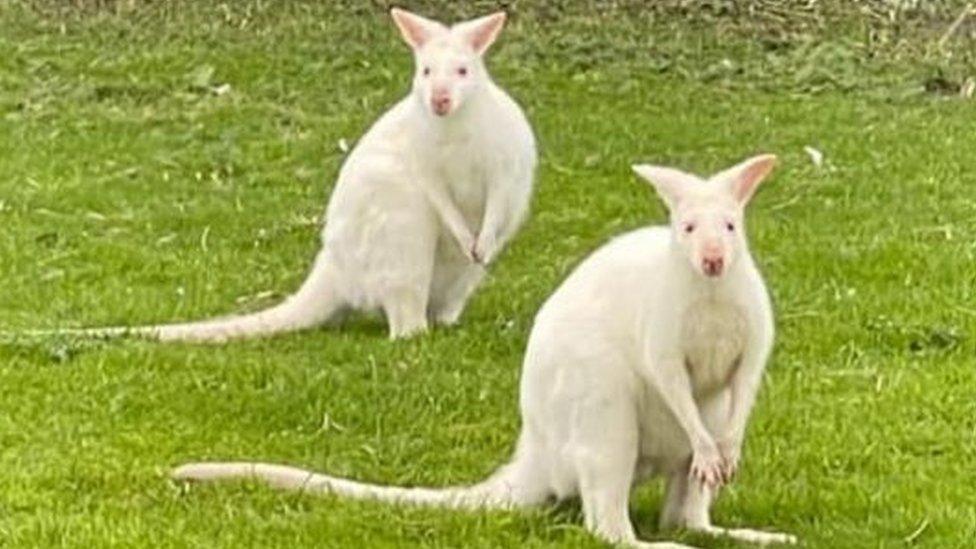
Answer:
2, 1, 976, 547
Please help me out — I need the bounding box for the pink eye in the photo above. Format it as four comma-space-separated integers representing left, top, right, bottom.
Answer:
684, 223, 695, 234
726, 222, 735, 232
422, 67, 431, 76
457, 67, 468, 76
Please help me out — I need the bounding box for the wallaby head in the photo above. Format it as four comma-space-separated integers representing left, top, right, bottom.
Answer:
391, 8, 506, 118
632, 154, 777, 279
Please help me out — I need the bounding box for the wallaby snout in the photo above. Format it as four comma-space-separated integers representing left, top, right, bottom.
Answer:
702, 255, 725, 277
431, 91, 452, 116
701, 242, 725, 277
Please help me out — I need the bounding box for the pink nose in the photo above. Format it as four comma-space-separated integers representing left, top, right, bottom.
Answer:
431, 96, 451, 116
702, 256, 724, 277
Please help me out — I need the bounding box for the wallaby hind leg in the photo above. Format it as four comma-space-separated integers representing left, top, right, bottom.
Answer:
664, 472, 796, 546
429, 258, 486, 326
384, 286, 429, 339
658, 471, 689, 531
571, 391, 697, 549
576, 443, 697, 549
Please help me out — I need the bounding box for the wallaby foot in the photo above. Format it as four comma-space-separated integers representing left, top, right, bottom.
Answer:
384, 289, 429, 339
693, 526, 796, 546
430, 261, 486, 327
663, 472, 795, 546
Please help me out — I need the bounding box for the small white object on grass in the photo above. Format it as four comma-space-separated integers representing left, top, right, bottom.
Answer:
961, 78, 975, 99
804, 145, 824, 168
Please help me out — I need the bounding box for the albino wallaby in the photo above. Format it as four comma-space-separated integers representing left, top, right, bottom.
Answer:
173, 155, 796, 548
55, 9, 536, 341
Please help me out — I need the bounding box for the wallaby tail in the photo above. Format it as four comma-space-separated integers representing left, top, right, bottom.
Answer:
11, 251, 342, 344
172, 458, 545, 511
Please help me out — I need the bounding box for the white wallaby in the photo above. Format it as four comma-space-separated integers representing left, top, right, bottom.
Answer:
49, 9, 535, 342
174, 155, 796, 548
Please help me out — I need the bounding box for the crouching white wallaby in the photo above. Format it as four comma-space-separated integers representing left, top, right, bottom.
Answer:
55, 8, 536, 341
173, 155, 796, 548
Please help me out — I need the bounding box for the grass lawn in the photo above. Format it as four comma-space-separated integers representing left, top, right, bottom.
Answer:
1, 1, 975, 547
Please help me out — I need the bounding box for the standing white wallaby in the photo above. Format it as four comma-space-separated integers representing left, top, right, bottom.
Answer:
55, 9, 535, 341
173, 155, 796, 548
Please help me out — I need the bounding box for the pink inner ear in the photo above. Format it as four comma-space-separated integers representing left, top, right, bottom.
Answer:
392, 9, 433, 49
632, 165, 698, 210
467, 13, 506, 53
732, 155, 777, 203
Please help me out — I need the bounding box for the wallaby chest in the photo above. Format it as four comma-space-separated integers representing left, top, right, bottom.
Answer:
431, 131, 494, 225
680, 298, 748, 396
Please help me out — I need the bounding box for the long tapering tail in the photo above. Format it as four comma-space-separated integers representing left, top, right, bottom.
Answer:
11, 251, 341, 344
171, 459, 540, 511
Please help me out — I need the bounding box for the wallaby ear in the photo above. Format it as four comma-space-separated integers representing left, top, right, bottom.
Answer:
454, 12, 506, 55
713, 154, 778, 205
632, 164, 698, 210
391, 7, 445, 50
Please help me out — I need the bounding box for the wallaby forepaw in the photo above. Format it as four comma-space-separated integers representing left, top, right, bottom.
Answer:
456, 232, 479, 263
472, 233, 497, 265
469, 246, 483, 264
716, 438, 741, 483
689, 445, 724, 489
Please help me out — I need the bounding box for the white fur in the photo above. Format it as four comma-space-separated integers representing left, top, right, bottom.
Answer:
174, 156, 795, 548
58, 9, 535, 342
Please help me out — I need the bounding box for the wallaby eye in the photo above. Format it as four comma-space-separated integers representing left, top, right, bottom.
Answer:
684, 223, 695, 234
457, 66, 468, 76
422, 67, 431, 77
726, 222, 735, 232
